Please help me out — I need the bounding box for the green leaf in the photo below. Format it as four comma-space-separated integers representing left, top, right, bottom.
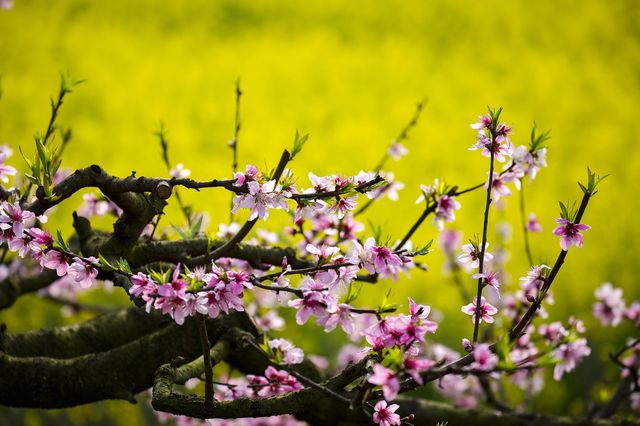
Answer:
367, 221, 382, 244
116, 258, 132, 274
290, 130, 310, 160
171, 224, 188, 239
189, 214, 204, 237
54, 230, 70, 251
580, 167, 609, 195
19, 146, 34, 172
413, 240, 433, 256
495, 334, 514, 369
530, 122, 551, 152
98, 254, 115, 271
344, 282, 363, 304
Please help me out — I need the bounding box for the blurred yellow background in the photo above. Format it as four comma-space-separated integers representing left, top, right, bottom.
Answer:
0, 0, 639, 424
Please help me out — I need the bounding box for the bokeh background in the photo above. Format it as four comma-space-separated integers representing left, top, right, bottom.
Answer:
1, 0, 639, 424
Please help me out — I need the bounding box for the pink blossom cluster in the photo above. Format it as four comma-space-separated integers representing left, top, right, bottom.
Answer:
158, 413, 303, 426
457, 241, 493, 269
286, 275, 358, 333
364, 298, 438, 353
0, 145, 17, 184
511, 144, 548, 181
129, 263, 252, 325
427, 344, 482, 408
349, 237, 408, 280
0, 201, 104, 290
469, 114, 512, 162
593, 282, 639, 328
365, 299, 438, 404
553, 218, 590, 250
553, 337, 591, 381
244, 366, 304, 398
470, 343, 498, 371
267, 338, 304, 365
232, 165, 291, 221
299, 171, 377, 219
76, 193, 122, 218
415, 180, 461, 230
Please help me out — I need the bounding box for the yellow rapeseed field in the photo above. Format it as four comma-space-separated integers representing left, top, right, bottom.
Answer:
0, 0, 638, 423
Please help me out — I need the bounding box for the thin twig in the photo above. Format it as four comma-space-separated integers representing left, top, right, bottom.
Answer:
195, 314, 214, 407
472, 132, 496, 344
229, 79, 242, 223
519, 181, 534, 266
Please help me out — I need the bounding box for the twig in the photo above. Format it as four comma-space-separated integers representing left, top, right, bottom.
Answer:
509, 189, 593, 341
229, 79, 242, 223
184, 150, 290, 268
473, 131, 496, 344
519, 182, 534, 266
196, 314, 214, 407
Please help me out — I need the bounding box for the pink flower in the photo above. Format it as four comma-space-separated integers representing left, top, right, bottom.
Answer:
169, 163, 191, 179
373, 400, 401, 426
232, 180, 290, 221
553, 218, 590, 250
0, 163, 16, 183
472, 270, 501, 294
0, 202, 36, 237
470, 128, 512, 163
387, 141, 408, 160
67, 257, 99, 289
267, 338, 304, 365
305, 243, 340, 261
439, 229, 462, 255
485, 173, 512, 201
461, 297, 498, 324
526, 213, 542, 232
625, 301, 640, 326
520, 264, 550, 294
403, 356, 435, 384
433, 195, 461, 230
234, 164, 259, 187
29, 228, 53, 246
258, 366, 303, 397
308, 172, 335, 192
316, 303, 355, 334
458, 242, 493, 269
370, 244, 404, 278
553, 338, 591, 380
369, 176, 404, 202
461, 338, 472, 352
593, 282, 626, 327
368, 364, 400, 401
538, 322, 566, 343
42, 250, 69, 276
287, 276, 334, 325
77, 193, 111, 218
470, 343, 498, 371
328, 196, 358, 218
470, 114, 493, 131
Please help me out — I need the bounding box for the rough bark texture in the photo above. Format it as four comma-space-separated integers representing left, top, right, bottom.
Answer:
0, 309, 256, 408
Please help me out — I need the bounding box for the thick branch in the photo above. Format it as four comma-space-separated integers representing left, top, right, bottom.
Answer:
25, 165, 237, 216
1, 307, 168, 358
127, 238, 312, 269
0, 310, 256, 408
393, 397, 639, 426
